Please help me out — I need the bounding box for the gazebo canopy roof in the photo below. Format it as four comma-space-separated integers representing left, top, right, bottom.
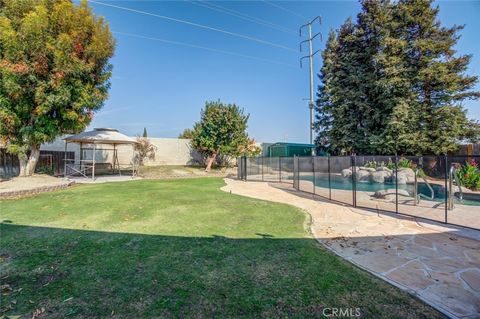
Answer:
64, 128, 137, 145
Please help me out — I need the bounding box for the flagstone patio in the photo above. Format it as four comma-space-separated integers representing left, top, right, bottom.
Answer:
223, 178, 480, 319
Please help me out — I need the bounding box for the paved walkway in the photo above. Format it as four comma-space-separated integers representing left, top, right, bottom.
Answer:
222, 179, 480, 319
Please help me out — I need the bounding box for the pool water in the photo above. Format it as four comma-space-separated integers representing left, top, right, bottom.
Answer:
301, 175, 480, 206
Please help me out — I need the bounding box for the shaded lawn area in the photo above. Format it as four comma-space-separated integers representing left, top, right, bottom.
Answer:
0, 178, 442, 318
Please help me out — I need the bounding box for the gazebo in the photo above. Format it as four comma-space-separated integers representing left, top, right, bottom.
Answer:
64, 128, 138, 180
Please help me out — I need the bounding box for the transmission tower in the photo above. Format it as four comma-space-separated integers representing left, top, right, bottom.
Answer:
300, 16, 322, 147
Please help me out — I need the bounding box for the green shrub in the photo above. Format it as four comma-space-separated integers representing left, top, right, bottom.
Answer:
365, 158, 412, 171
35, 165, 54, 175
398, 158, 412, 168
364, 160, 379, 169
386, 161, 396, 171
457, 160, 480, 191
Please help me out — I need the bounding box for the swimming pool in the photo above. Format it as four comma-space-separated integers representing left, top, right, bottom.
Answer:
301, 174, 480, 206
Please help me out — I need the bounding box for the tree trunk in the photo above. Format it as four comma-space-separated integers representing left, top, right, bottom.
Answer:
205, 152, 217, 172
19, 158, 28, 177
19, 145, 40, 177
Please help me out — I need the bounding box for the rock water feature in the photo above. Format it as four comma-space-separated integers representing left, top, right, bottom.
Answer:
341, 166, 417, 199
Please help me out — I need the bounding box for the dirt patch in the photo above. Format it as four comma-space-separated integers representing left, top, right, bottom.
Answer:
0, 174, 68, 192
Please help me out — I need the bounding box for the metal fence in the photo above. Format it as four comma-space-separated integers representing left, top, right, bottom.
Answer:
238, 155, 480, 231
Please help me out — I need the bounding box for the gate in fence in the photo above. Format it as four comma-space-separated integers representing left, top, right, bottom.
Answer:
238, 155, 480, 231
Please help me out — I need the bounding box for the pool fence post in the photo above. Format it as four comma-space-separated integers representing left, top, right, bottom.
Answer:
243, 156, 247, 181
261, 156, 264, 182
444, 154, 448, 224
294, 155, 299, 190
350, 155, 357, 207
395, 154, 399, 214
328, 155, 331, 200
312, 155, 315, 195
279, 157, 282, 183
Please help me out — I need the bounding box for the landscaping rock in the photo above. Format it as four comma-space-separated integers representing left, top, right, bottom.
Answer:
393, 173, 408, 185
371, 171, 388, 183
359, 167, 376, 173
374, 190, 387, 199
374, 189, 410, 199
356, 170, 371, 182
376, 166, 393, 174
341, 168, 352, 178
398, 168, 415, 183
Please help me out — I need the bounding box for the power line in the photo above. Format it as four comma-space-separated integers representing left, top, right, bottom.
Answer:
262, 0, 308, 21
113, 31, 296, 68
187, 0, 295, 35
187, 0, 297, 36
89, 0, 297, 53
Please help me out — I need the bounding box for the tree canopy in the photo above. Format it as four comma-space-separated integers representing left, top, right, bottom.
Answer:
190, 100, 253, 170
0, 0, 115, 175
178, 128, 194, 139
315, 0, 479, 155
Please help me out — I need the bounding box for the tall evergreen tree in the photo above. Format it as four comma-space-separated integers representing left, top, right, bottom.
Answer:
315, 18, 371, 154
394, 0, 480, 154
315, 0, 479, 155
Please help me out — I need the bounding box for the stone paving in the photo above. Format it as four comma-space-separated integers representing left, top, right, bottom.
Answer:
222, 178, 480, 319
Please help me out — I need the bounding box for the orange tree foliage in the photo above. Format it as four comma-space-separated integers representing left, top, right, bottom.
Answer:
0, 0, 115, 159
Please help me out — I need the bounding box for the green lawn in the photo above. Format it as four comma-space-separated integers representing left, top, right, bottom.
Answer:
0, 178, 441, 318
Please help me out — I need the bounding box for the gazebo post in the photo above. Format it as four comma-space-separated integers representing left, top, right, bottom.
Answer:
64, 140, 68, 178
92, 142, 96, 181
113, 144, 117, 174
79, 142, 83, 172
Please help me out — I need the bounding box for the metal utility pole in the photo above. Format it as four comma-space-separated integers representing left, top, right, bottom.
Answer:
300, 16, 322, 146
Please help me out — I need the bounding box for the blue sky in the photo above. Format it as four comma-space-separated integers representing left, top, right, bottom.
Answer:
82, 0, 480, 143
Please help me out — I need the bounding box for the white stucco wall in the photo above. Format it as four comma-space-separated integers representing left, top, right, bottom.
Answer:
40, 136, 274, 166
40, 136, 204, 166
143, 138, 204, 166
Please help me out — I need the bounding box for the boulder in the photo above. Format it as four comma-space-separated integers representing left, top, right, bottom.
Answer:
371, 171, 387, 183
376, 166, 393, 174
359, 167, 376, 173
341, 168, 352, 178
374, 190, 387, 199
355, 169, 371, 182
398, 168, 415, 183
374, 188, 410, 199
386, 174, 407, 185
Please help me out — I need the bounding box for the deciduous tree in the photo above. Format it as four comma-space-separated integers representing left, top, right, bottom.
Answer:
178, 128, 194, 139
0, 0, 115, 175
190, 100, 250, 171
134, 136, 156, 166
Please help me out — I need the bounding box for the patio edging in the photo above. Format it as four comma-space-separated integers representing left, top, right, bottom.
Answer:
0, 181, 74, 199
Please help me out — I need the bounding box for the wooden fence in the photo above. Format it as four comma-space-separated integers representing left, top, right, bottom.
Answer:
0, 150, 74, 179
456, 144, 480, 156
0, 149, 19, 178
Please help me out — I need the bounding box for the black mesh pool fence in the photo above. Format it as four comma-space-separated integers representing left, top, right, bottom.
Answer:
237, 155, 480, 231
